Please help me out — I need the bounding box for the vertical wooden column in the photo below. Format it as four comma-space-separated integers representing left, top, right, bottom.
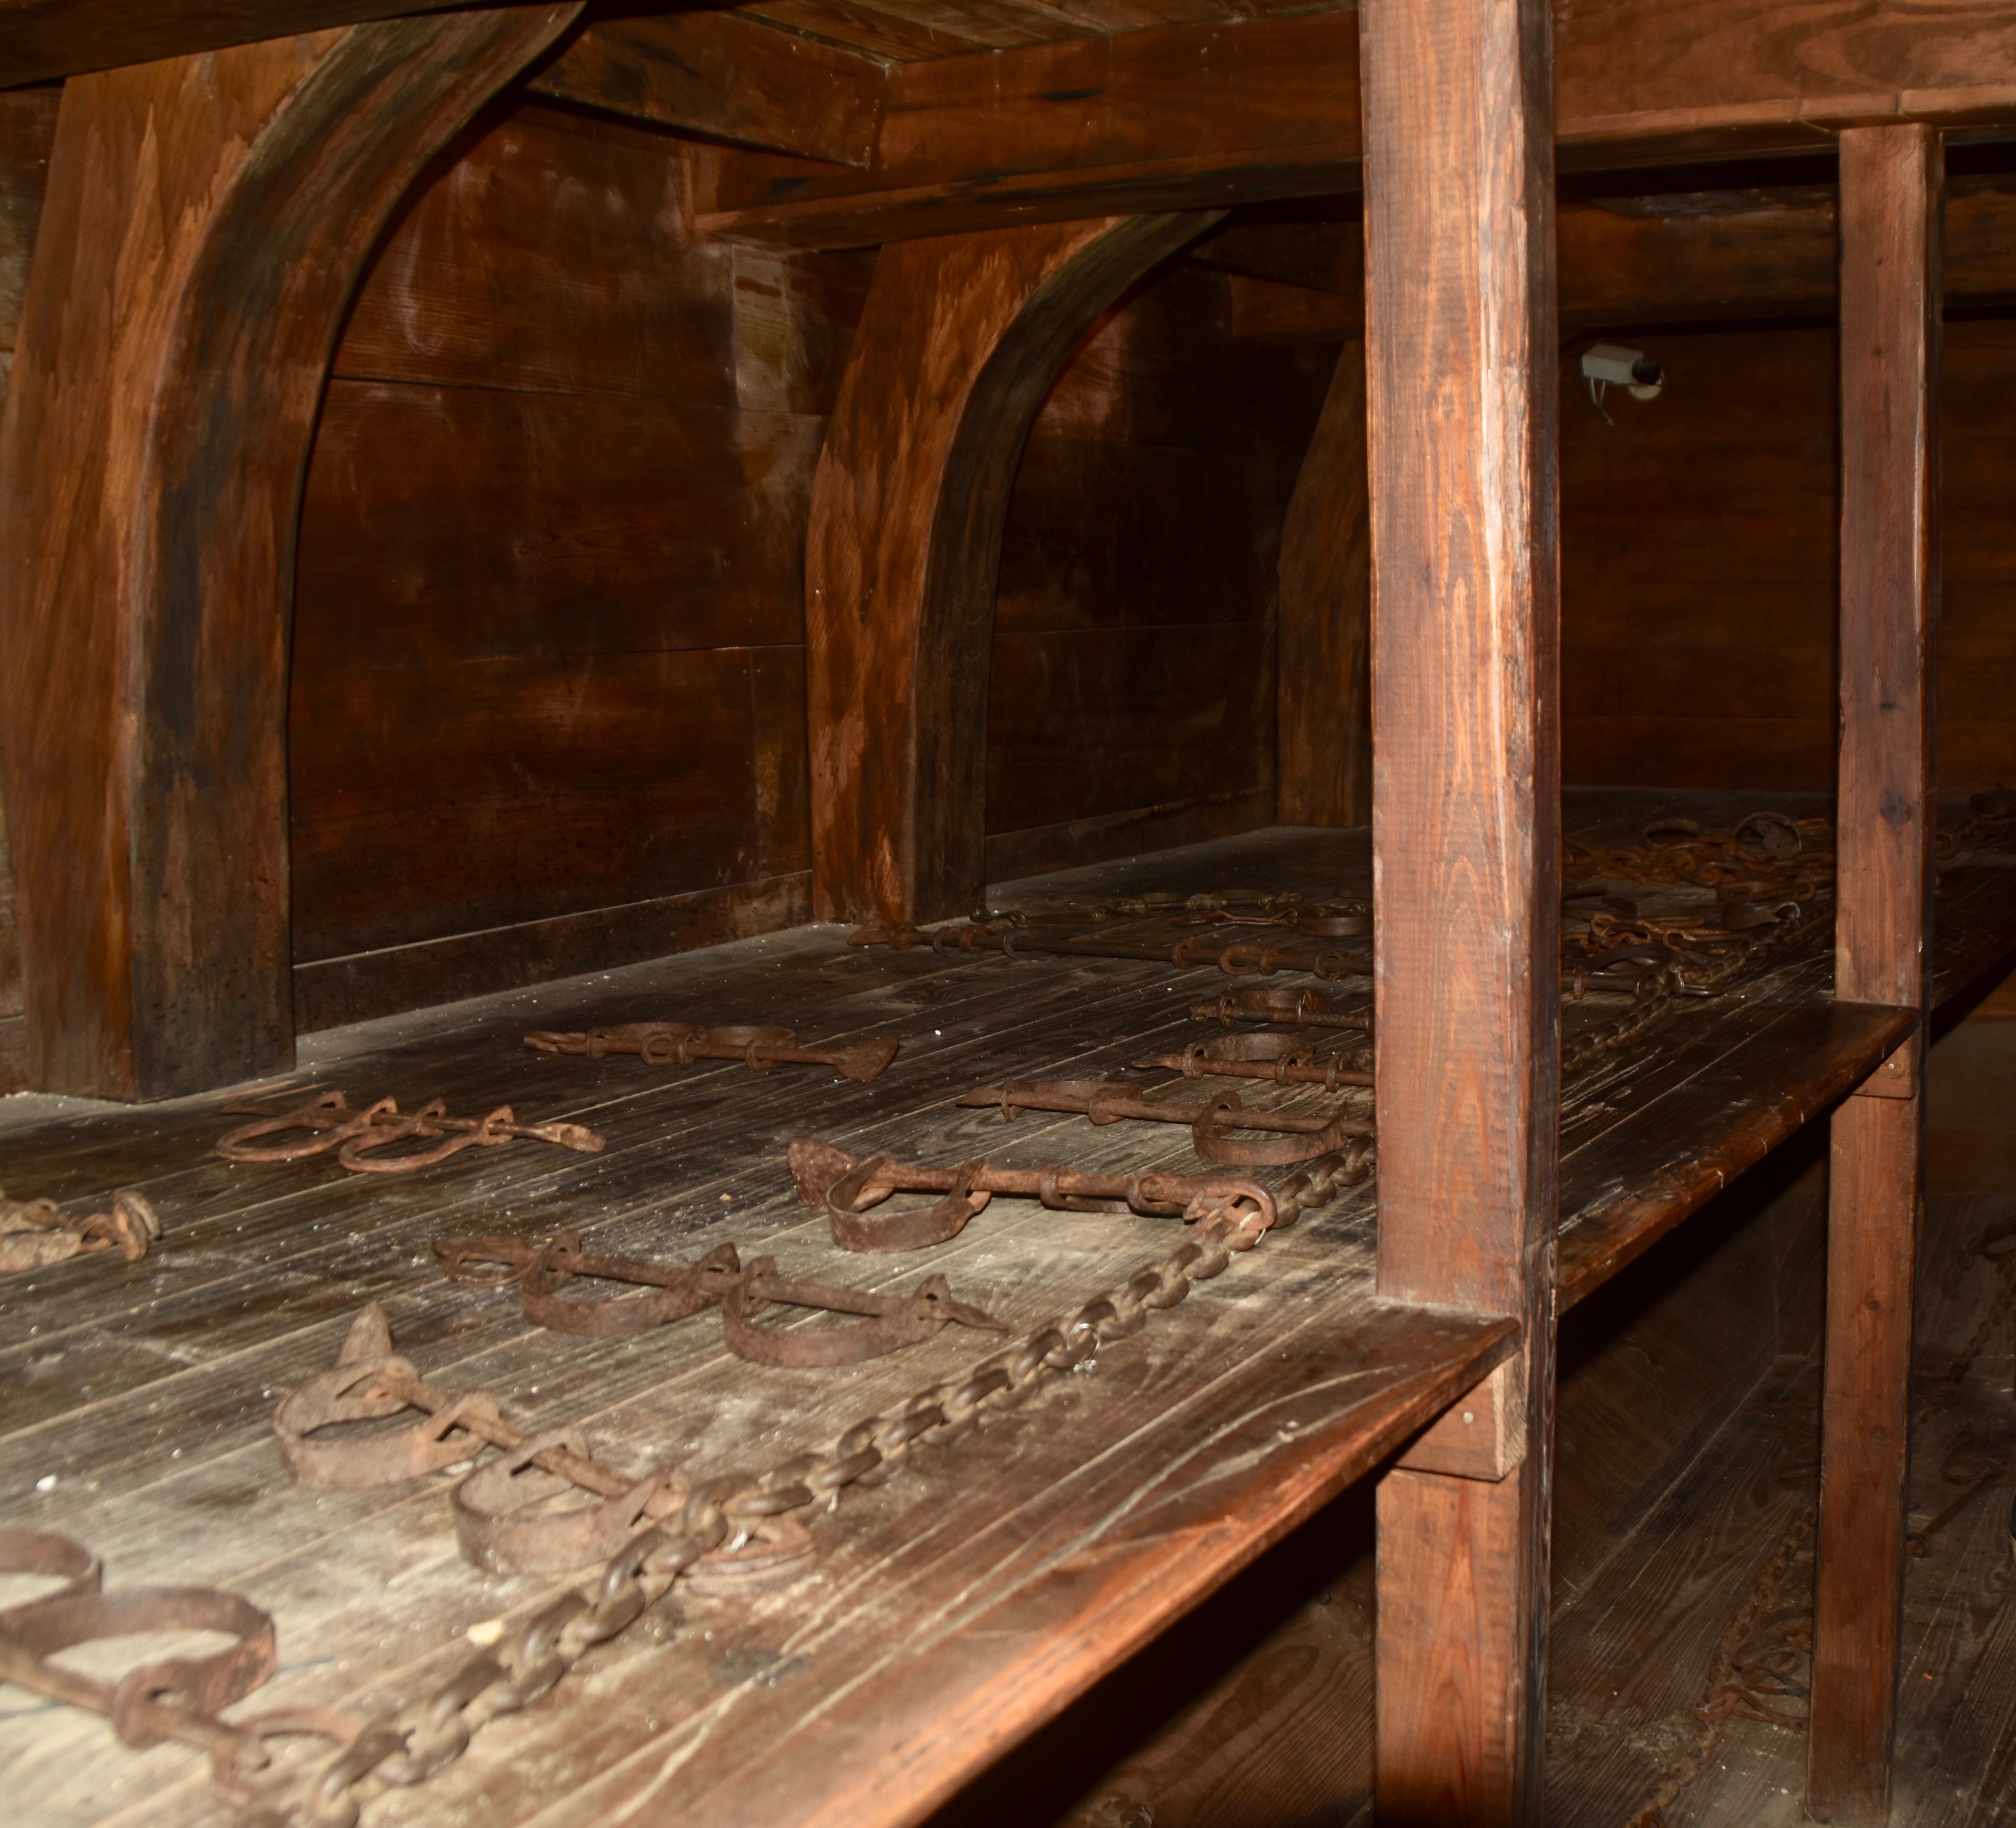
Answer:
1361, 0, 1559, 1819
0, 8, 578, 1100
806, 211, 1214, 927
1277, 340, 1373, 828
1808, 122, 1942, 1827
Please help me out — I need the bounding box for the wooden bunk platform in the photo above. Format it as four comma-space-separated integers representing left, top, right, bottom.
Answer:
1, 788, 2008, 1827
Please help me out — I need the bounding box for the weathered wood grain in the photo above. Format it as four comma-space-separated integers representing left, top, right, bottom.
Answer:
527, 12, 886, 167
0, 891, 1506, 1828
805, 211, 1216, 924
1361, 0, 1561, 1815
1557, 0, 2016, 159
0, 83, 57, 1053
0, 9, 579, 1102
1811, 121, 1943, 1826
732, 244, 878, 417
287, 96, 854, 1031
0, 0, 481, 86
330, 100, 735, 409
1557, 991, 1917, 1308
694, 4, 2016, 250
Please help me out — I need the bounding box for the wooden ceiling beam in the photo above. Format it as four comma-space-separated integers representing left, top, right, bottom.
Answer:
683, 1, 2016, 249
0, 0, 476, 86
1204, 184, 2016, 339
525, 12, 885, 168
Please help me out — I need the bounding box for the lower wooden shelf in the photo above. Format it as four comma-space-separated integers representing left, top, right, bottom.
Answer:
0, 789, 2008, 1828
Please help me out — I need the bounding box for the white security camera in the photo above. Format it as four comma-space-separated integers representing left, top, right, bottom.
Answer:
1581, 342, 1664, 398
1579, 343, 1663, 424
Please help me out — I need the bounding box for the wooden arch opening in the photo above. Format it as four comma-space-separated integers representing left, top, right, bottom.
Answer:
0, 8, 578, 1100
804, 212, 1233, 927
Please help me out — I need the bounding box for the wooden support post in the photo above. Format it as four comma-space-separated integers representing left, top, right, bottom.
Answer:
1360, 0, 1559, 1818
805, 212, 1214, 926
1277, 339, 1372, 828
1809, 121, 1942, 1826
0, 7, 578, 1099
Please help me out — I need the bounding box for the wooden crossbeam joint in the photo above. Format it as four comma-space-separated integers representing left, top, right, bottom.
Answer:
1396, 1356, 1527, 1481
1851, 1036, 1919, 1100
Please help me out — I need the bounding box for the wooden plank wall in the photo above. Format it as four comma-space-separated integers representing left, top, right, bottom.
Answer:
1560, 317, 2016, 794
0, 83, 58, 1088
985, 266, 1321, 881
0, 87, 1318, 1054
289, 99, 860, 1028
288, 97, 1304, 1022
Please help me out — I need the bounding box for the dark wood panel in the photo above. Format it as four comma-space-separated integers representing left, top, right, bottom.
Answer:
1561, 322, 1838, 792
751, 643, 815, 880
732, 244, 878, 417
1030, 265, 1325, 461
333, 100, 735, 409
0, 84, 56, 1031
984, 789, 1272, 886
993, 437, 1283, 637
743, 0, 1007, 61
1565, 313, 2016, 798
1563, 636, 1838, 722
293, 870, 811, 1031
527, 12, 884, 167
1564, 714, 1838, 792
985, 624, 1274, 837
294, 379, 820, 669
1557, 0, 2016, 121
1214, 186, 2016, 340
0, 0, 482, 86
291, 646, 782, 959
983, 257, 1306, 868
0, 83, 57, 376
1276, 340, 1370, 827
1939, 318, 2016, 788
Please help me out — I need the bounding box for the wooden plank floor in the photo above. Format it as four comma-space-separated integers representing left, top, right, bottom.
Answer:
931, 973, 2016, 1828
0, 789, 2007, 1828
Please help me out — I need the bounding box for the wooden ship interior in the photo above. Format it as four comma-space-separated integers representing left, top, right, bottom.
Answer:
0, 3, 2013, 1824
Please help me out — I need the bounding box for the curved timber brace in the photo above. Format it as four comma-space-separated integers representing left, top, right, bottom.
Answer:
0, 7, 581, 1100
806, 209, 1225, 926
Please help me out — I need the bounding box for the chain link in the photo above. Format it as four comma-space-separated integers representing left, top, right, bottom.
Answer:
245, 1140, 1372, 1828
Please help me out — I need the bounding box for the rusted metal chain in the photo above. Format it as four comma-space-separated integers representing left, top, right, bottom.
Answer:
1191, 985, 1373, 1034
217, 1090, 604, 1176
1134, 1032, 1374, 1091
0, 1186, 159, 1273
957, 1076, 1372, 1169
0, 1531, 281, 1799
434, 1231, 1004, 1355
523, 1023, 899, 1082
1560, 893, 1821, 1080
244, 1147, 1370, 1828
786, 1138, 1281, 1252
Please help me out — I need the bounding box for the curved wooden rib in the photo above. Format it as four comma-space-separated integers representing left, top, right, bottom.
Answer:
0, 7, 580, 1099
806, 211, 1220, 926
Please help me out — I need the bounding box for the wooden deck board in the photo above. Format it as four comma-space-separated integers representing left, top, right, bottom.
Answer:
0, 788, 2009, 1828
